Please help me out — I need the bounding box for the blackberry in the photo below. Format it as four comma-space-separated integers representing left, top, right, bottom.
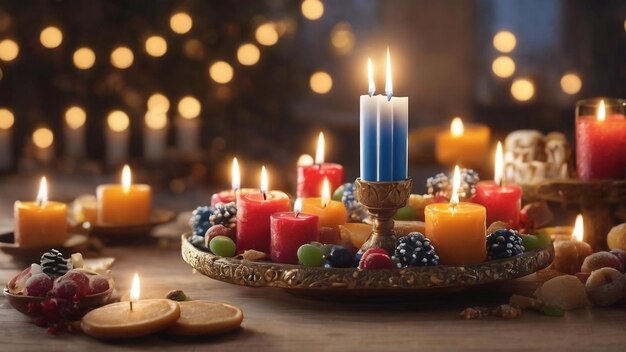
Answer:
189, 206, 214, 236
393, 232, 440, 267
209, 202, 237, 229
341, 183, 367, 222
40, 249, 71, 277
426, 168, 480, 200
487, 229, 525, 259
426, 173, 449, 196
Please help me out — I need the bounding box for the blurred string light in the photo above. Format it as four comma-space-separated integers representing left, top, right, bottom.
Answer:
560, 73, 582, 95
110, 46, 134, 69
510, 78, 534, 101
170, 12, 193, 34
310, 71, 332, 94
40, 26, 63, 49
0, 39, 19, 61
145, 35, 167, 57
330, 22, 355, 55
491, 55, 515, 78
493, 31, 516, 53
147, 93, 170, 113
32, 128, 54, 148
0, 108, 14, 129
178, 96, 201, 119
145, 110, 167, 130
255, 23, 278, 46
301, 0, 324, 21
107, 110, 130, 132
237, 43, 260, 66
65, 106, 86, 129
183, 38, 204, 60
209, 61, 234, 83
73, 47, 96, 69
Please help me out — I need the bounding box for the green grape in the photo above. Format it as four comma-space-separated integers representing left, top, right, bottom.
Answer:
521, 234, 539, 251
394, 206, 418, 221
541, 305, 565, 317
209, 236, 236, 257
297, 244, 324, 267
332, 185, 345, 201
536, 232, 551, 248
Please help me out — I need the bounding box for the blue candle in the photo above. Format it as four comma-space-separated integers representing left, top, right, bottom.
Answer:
359, 51, 409, 182
392, 97, 408, 180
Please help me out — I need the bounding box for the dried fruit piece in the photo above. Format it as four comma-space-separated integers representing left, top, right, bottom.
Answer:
585, 267, 626, 307
535, 275, 588, 310
459, 306, 489, 320
238, 250, 267, 261
509, 294, 543, 310
492, 304, 522, 319
581, 251, 624, 273
166, 290, 189, 302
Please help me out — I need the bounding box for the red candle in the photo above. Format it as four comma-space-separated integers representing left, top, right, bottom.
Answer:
296, 132, 344, 198
210, 189, 255, 206
236, 167, 290, 253
575, 99, 626, 180
270, 199, 319, 264
472, 142, 522, 228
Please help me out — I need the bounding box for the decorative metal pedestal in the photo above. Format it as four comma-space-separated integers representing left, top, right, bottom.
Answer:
354, 178, 413, 254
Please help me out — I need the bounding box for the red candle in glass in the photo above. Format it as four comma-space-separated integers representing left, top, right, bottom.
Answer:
296, 132, 344, 198
575, 98, 626, 180
236, 166, 290, 253
270, 200, 319, 264
472, 142, 522, 228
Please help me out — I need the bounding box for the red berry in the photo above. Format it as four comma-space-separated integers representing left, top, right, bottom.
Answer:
52, 280, 80, 300
25, 273, 53, 297
205, 224, 234, 242
42, 298, 58, 314
33, 316, 47, 327
360, 248, 389, 266
60, 270, 90, 296
89, 275, 110, 295
361, 253, 395, 270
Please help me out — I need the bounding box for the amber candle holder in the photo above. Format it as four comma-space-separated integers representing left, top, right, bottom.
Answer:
354, 178, 413, 254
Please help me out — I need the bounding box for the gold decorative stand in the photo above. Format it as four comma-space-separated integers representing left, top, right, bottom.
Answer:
354, 178, 413, 254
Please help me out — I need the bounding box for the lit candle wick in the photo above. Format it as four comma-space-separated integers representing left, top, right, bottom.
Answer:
367, 57, 375, 97
129, 301, 133, 312
260, 166, 269, 201
449, 165, 461, 213
262, 191, 267, 201
294, 198, 302, 219
495, 141, 504, 187
36, 177, 48, 208
385, 47, 393, 101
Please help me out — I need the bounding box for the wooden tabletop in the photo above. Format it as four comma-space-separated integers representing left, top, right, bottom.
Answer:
1, 175, 625, 351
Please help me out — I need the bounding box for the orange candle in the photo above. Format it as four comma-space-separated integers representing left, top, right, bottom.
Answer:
14, 177, 67, 248
435, 117, 490, 169
425, 166, 486, 264
97, 165, 151, 225
553, 214, 593, 274
301, 178, 347, 231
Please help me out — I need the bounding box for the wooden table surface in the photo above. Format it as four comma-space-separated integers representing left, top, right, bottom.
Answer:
1, 175, 625, 351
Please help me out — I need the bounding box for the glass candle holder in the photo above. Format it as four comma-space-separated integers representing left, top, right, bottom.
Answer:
575, 98, 626, 181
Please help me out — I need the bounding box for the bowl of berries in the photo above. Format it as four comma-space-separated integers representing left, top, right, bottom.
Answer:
4, 249, 115, 317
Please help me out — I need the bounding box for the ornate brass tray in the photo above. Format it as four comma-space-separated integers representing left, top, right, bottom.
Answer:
181, 233, 554, 295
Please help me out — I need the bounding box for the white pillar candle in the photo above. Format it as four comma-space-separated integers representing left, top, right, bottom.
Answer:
64, 106, 87, 159
105, 110, 130, 167
175, 115, 199, 154
0, 108, 13, 171
144, 111, 168, 162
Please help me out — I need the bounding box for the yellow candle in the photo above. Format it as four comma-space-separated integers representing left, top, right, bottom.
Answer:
301, 178, 347, 231
97, 165, 151, 225
81, 274, 180, 339
435, 117, 490, 168
424, 166, 486, 265
14, 177, 67, 248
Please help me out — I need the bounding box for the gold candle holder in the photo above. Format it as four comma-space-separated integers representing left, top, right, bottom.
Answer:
354, 178, 413, 254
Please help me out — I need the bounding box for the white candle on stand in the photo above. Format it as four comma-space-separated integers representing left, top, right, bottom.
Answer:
0, 108, 14, 171
32, 127, 55, 165
144, 111, 168, 162
176, 96, 201, 154
105, 110, 130, 167
63, 106, 87, 159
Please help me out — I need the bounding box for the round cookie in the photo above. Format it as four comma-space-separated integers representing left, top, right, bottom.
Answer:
166, 301, 243, 336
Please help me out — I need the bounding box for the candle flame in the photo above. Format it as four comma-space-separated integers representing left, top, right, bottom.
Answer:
450, 165, 461, 209
385, 47, 393, 101
231, 157, 240, 191
321, 178, 331, 208
572, 214, 584, 242
260, 166, 268, 194
36, 177, 48, 205
367, 58, 375, 97
450, 117, 464, 137
315, 132, 325, 165
122, 164, 131, 193
130, 273, 140, 303
597, 99, 606, 122
495, 141, 504, 186
294, 198, 303, 213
